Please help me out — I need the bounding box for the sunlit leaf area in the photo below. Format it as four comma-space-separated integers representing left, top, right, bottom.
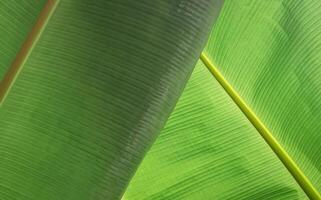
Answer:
1, 0, 321, 199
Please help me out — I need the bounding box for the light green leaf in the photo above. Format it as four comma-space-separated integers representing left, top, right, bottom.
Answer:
126, 0, 321, 199
124, 61, 307, 200
2, 0, 321, 200
205, 0, 321, 198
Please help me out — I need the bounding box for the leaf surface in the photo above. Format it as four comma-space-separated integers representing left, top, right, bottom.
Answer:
0, 0, 222, 199
126, 0, 321, 199
204, 0, 321, 197
124, 61, 308, 200
0, 1, 47, 80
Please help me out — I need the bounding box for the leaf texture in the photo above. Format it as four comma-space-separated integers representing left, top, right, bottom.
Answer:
125, 0, 321, 199
0, 1, 47, 80
204, 0, 321, 197
0, 0, 222, 199
2, 0, 321, 199
124, 61, 307, 200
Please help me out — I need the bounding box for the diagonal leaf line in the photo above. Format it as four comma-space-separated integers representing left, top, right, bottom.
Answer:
200, 53, 321, 200
0, 0, 60, 105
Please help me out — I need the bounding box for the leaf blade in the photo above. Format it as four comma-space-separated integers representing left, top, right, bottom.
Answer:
204, 0, 321, 198
124, 61, 308, 200
0, 0, 222, 199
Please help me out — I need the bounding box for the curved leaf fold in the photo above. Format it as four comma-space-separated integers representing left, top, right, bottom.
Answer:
0, 0, 222, 199
124, 61, 307, 200
127, 0, 321, 199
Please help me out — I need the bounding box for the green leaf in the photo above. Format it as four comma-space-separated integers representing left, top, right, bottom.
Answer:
125, 0, 321, 199
0, 0, 222, 199
2, 0, 321, 200
0, 1, 47, 80
204, 0, 321, 198
124, 61, 307, 200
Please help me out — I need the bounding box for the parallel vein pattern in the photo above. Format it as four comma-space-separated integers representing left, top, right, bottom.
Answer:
124, 62, 307, 200
0, 0, 47, 80
201, 53, 321, 200
0, 0, 222, 199
204, 0, 321, 197
0, 0, 59, 104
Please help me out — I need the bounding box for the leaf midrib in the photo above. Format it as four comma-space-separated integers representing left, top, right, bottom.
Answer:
0, 0, 59, 105
200, 52, 321, 200
1, 1, 319, 199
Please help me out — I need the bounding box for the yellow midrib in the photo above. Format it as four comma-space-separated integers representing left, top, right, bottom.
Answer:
200, 53, 321, 200
0, 0, 59, 105
1, 1, 319, 199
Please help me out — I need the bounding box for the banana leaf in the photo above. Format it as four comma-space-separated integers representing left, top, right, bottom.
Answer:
1, 0, 321, 200
125, 0, 321, 200
204, 1, 321, 196
0, 0, 222, 199
124, 61, 308, 200
0, 1, 47, 80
